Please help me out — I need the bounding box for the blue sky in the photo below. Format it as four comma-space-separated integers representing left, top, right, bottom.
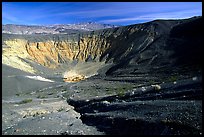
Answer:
2, 2, 202, 26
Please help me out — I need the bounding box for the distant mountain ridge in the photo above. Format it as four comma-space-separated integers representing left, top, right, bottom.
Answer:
2, 22, 119, 35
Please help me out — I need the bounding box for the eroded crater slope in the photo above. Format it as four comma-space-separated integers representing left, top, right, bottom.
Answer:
3, 16, 202, 81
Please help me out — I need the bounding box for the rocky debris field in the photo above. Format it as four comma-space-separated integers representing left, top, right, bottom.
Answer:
66, 76, 202, 135
2, 90, 104, 135
2, 74, 201, 135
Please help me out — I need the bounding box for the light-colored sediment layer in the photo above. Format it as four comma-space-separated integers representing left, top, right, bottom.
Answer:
2, 39, 36, 74
2, 36, 111, 79
63, 71, 85, 82
2, 37, 110, 81
24, 36, 110, 68
62, 61, 108, 82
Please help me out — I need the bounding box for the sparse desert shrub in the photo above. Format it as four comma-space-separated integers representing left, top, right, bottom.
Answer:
116, 87, 126, 97
106, 88, 114, 95
117, 90, 125, 97
16, 93, 20, 96
17, 98, 33, 104
149, 80, 156, 85
37, 95, 46, 99
104, 84, 133, 96
168, 75, 178, 82
57, 107, 65, 112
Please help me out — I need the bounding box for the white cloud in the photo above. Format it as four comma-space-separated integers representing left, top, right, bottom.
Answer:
3, 13, 22, 23
99, 9, 202, 24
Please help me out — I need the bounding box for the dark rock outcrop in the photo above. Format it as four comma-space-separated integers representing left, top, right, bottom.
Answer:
67, 76, 202, 135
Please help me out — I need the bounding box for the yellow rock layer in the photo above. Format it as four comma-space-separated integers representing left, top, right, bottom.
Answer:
2, 39, 36, 73
2, 36, 111, 76
23, 36, 110, 68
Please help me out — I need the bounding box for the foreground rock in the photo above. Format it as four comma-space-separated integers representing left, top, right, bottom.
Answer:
66, 76, 202, 135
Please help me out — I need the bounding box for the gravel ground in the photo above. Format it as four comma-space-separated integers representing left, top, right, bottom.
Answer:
2, 65, 202, 135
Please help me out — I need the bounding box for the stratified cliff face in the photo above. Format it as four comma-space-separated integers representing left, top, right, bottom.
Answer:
24, 36, 110, 68
2, 16, 202, 80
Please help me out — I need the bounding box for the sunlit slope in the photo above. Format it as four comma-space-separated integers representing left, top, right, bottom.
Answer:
2, 39, 37, 74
